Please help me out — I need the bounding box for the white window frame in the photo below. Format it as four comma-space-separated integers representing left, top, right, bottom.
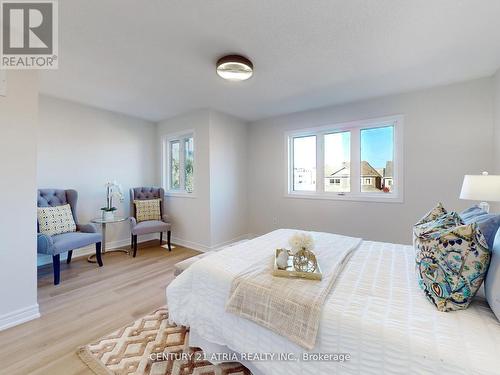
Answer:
161, 130, 196, 198
285, 115, 404, 203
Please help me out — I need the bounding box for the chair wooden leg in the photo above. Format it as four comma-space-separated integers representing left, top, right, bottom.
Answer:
133, 235, 138, 257
130, 234, 134, 249
53, 254, 60, 285
160, 232, 163, 245
167, 230, 172, 251
66, 250, 73, 264
96, 242, 103, 267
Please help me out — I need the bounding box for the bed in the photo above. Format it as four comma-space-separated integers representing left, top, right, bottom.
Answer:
166, 229, 500, 375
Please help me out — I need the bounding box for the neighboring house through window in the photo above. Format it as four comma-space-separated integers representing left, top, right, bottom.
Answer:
286, 115, 403, 202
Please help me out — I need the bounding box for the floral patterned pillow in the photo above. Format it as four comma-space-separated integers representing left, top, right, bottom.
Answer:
415, 202, 448, 226
414, 223, 491, 311
413, 211, 463, 239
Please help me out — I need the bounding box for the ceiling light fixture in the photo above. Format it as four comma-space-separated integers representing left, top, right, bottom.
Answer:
216, 55, 253, 81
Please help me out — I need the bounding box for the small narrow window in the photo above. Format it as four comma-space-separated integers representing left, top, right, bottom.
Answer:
170, 141, 180, 190
164, 133, 195, 194
292, 135, 316, 191
360, 126, 394, 193
184, 137, 194, 193
324, 131, 350, 193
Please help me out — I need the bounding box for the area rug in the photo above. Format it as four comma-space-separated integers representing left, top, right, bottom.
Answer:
77, 308, 250, 375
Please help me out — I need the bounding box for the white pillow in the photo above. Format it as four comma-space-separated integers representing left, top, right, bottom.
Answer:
37, 204, 77, 236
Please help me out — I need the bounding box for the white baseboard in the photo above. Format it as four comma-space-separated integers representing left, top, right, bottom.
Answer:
0, 304, 40, 331
210, 234, 252, 251
171, 237, 210, 252
172, 233, 252, 253
37, 233, 159, 266
38, 233, 254, 264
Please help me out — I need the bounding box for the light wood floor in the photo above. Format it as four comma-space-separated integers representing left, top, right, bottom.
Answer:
0, 241, 200, 375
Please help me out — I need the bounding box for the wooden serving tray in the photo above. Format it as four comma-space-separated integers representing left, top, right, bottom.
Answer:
272, 249, 322, 281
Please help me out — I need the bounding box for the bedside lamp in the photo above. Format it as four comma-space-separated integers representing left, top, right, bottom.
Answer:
460, 171, 500, 213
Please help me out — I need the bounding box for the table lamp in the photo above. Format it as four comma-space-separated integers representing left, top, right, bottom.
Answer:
460, 171, 500, 213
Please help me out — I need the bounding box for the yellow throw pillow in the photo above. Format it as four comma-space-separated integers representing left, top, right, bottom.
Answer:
134, 199, 161, 222
37, 204, 77, 236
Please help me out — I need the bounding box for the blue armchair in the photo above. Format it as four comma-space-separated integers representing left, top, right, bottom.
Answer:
37, 189, 103, 285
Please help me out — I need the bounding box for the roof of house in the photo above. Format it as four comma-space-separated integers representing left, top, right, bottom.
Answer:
361, 161, 381, 177
330, 161, 382, 178
384, 161, 393, 178
330, 165, 349, 177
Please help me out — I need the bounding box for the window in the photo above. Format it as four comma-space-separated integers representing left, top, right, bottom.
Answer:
163, 132, 195, 195
286, 116, 403, 202
360, 126, 394, 193
324, 131, 350, 193
184, 137, 194, 193
170, 141, 180, 190
292, 135, 316, 191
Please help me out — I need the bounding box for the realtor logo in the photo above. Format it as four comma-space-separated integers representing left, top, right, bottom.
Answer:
1, 0, 58, 69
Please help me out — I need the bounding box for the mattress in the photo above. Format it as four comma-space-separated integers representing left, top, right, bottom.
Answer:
166, 229, 500, 375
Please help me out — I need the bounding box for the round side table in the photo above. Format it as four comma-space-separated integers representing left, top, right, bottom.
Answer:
87, 216, 129, 263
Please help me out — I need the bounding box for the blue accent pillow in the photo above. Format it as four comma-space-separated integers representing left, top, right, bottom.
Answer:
460, 206, 500, 250
485, 230, 500, 321
460, 205, 487, 222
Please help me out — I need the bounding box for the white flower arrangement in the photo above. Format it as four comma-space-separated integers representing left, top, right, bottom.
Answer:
288, 232, 315, 255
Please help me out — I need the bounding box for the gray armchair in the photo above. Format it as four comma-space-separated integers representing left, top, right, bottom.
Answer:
37, 189, 102, 285
130, 187, 171, 257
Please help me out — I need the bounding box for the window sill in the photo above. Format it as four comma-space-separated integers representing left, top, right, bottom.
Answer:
164, 191, 197, 199
284, 191, 403, 203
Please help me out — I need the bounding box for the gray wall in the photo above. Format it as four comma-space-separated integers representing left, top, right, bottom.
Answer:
494, 70, 500, 174
0, 71, 39, 330
37, 95, 158, 265
209, 110, 248, 247
247, 78, 494, 244
157, 110, 213, 250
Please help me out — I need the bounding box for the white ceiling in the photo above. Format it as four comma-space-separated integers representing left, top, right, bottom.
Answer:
40, 0, 500, 122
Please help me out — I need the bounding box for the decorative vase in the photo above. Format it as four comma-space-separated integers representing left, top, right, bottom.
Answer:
293, 249, 318, 273
276, 249, 289, 269
103, 210, 114, 221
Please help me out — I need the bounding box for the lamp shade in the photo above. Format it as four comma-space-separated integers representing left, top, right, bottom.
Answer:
460, 173, 500, 202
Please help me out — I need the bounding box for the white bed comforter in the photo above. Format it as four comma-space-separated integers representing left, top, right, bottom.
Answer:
167, 229, 500, 375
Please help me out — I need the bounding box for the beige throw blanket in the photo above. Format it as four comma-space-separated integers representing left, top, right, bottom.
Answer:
225, 234, 361, 350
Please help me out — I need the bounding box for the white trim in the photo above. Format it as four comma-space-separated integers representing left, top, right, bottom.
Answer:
284, 115, 404, 203
171, 237, 210, 252
0, 304, 40, 331
171, 233, 252, 253
210, 234, 252, 251
161, 129, 196, 196
164, 192, 197, 199
285, 191, 403, 203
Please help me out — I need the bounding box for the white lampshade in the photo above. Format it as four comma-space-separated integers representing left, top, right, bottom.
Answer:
460, 172, 500, 202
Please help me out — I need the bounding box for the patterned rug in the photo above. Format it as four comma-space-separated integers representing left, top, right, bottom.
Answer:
77, 308, 251, 375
